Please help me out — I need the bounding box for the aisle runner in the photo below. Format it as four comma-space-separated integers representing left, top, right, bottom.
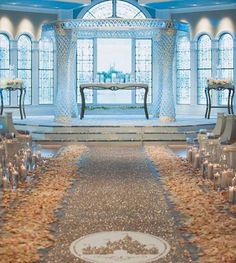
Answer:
44, 145, 191, 263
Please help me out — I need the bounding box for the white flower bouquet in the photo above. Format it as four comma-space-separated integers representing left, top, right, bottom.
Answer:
0, 78, 23, 88
207, 78, 232, 86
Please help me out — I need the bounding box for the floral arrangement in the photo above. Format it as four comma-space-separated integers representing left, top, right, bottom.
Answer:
207, 78, 232, 86
0, 78, 23, 88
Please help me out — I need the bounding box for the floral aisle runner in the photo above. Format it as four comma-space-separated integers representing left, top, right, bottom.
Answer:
0, 145, 87, 263
146, 146, 236, 263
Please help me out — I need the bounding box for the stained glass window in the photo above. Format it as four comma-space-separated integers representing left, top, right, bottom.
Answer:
117, 1, 146, 19
197, 34, 212, 104
176, 36, 190, 104
0, 34, 10, 105
83, 0, 146, 19
218, 33, 233, 105
135, 39, 152, 103
39, 38, 54, 104
77, 39, 94, 103
17, 35, 32, 105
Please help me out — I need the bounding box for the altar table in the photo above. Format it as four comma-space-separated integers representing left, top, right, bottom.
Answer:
80, 83, 149, 119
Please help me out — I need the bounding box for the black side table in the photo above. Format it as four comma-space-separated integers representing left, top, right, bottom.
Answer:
0, 85, 26, 119
205, 84, 234, 119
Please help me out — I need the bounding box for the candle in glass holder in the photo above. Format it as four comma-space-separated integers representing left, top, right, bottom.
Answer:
221, 170, 229, 189
232, 176, 236, 186
32, 153, 38, 169
207, 163, 213, 179
202, 160, 208, 178
229, 186, 236, 203
226, 169, 234, 186
13, 154, 19, 168
19, 163, 27, 180
191, 148, 198, 165
187, 148, 192, 162
0, 167, 2, 187
214, 172, 221, 191
10, 168, 18, 190
2, 169, 10, 189
193, 153, 200, 169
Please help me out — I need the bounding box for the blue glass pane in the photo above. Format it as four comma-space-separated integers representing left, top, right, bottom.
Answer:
83, 0, 145, 19
135, 39, 152, 103
39, 39, 54, 104
77, 39, 94, 103
197, 35, 211, 104
218, 34, 233, 105
83, 1, 112, 19
176, 36, 190, 104
17, 35, 32, 105
117, 1, 146, 19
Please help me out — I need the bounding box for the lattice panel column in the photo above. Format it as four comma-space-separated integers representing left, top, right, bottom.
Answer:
159, 25, 177, 122
152, 36, 162, 118
54, 26, 78, 122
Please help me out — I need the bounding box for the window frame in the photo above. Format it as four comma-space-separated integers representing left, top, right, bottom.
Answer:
17, 34, 32, 105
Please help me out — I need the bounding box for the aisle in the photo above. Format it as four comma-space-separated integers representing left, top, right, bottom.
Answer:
43, 144, 191, 263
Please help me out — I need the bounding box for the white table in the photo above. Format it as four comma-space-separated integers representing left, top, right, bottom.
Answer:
79, 83, 149, 119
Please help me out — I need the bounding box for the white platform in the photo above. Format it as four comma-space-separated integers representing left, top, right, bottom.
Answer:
14, 115, 216, 142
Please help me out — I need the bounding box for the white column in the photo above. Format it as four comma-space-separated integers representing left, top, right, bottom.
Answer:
159, 28, 177, 122
54, 27, 78, 121
151, 38, 161, 117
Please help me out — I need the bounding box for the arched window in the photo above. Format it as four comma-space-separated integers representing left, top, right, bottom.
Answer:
39, 38, 54, 104
197, 34, 212, 104
176, 36, 191, 104
17, 34, 32, 105
83, 0, 146, 19
218, 33, 234, 105
0, 33, 10, 105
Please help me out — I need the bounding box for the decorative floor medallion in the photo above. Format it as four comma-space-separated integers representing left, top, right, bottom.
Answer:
70, 231, 170, 263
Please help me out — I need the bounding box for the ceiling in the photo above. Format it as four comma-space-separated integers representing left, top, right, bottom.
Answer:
0, 0, 235, 10
139, 0, 236, 10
